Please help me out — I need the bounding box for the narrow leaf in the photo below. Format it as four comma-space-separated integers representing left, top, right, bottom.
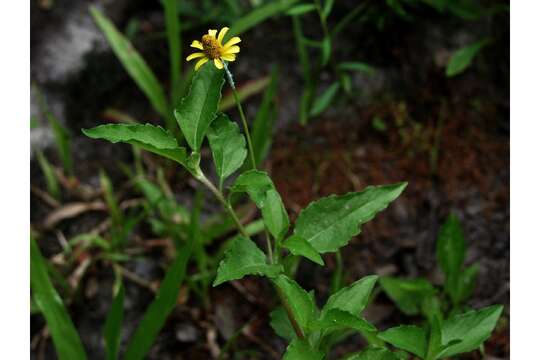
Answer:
174, 62, 224, 152
261, 188, 290, 240
103, 283, 125, 360
213, 235, 282, 286
207, 113, 247, 185
338, 62, 375, 74
90, 7, 168, 117
446, 39, 491, 77
322, 275, 378, 317
321, 36, 332, 67
31, 237, 88, 360
436, 214, 466, 278
123, 243, 192, 360
273, 275, 317, 332
286, 4, 317, 16
323, 0, 335, 18
283, 234, 324, 265
309, 81, 339, 117
36, 151, 61, 200
378, 325, 428, 358
283, 338, 324, 360
270, 307, 296, 341
294, 183, 407, 253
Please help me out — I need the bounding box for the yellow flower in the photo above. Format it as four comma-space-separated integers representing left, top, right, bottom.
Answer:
186, 28, 241, 71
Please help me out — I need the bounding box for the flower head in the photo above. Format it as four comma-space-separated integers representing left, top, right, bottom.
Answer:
186, 28, 241, 71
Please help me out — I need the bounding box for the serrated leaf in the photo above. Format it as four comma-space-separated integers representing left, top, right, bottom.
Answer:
283, 338, 324, 360
283, 234, 324, 266
103, 283, 124, 360
261, 188, 290, 240
295, 183, 407, 253
273, 274, 317, 333
311, 308, 376, 334
437, 214, 466, 279
322, 275, 378, 317
31, 237, 88, 360
90, 7, 168, 118
378, 325, 428, 358
437, 305, 503, 358
270, 307, 296, 341
286, 4, 317, 16
446, 39, 491, 77
310, 81, 339, 117
379, 276, 436, 316
343, 346, 401, 360
174, 62, 224, 151
213, 235, 282, 286
207, 113, 247, 185
82, 124, 188, 165
123, 243, 192, 360
230, 170, 274, 207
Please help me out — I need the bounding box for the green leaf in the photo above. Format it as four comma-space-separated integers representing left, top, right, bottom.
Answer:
261, 188, 290, 240
322, 275, 378, 316
251, 67, 279, 166
163, 0, 182, 105
103, 283, 124, 360
437, 214, 466, 279
83, 124, 188, 166
344, 346, 401, 360
213, 235, 282, 286
321, 36, 332, 67
455, 264, 479, 304
283, 234, 324, 266
311, 308, 376, 334
338, 62, 376, 75
230, 170, 275, 207
31, 237, 87, 360
36, 151, 61, 200
123, 243, 192, 360
323, 0, 335, 18
294, 183, 407, 253
446, 39, 491, 77
174, 62, 224, 152
273, 274, 317, 332
219, 76, 271, 111
207, 113, 247, 186
286, 4, 317, 16
90, 7, 168, 118
270, 306, 297, 341
378, 325, 428, 358
283, 338, 324, 360
227, 0, 301, 39
309, 81, 339, 117
379, 276, 436, 316
437, 305, 503, 358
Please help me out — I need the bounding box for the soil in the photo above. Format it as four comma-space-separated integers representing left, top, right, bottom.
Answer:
31, 0, 509, 359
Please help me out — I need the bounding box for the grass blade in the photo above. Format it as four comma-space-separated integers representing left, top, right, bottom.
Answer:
31, 236, 87, 360
36, 151, 61, 200
90, 7, 170, 123
103, 283, 125, 360
123, 243, 193, 360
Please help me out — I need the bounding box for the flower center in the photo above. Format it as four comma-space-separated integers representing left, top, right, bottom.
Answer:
201, 35, 222, 59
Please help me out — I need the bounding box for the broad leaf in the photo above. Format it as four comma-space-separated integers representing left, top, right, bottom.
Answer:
31, 237, 87, 360
283, 234, 324, 266
270, 307, 296, 341
455, 264, 479, 304
310, 308, 376, 334
174, 62, 224, 151
378, 325, 428, 358
437, 214, 466, 278
90, 7, 168, 118
379, 276, 436, 316
446, 39, 491, 77
103, 283, 124, 360
230, 170, 274, 207
283, 338, 324, 360
273, 274, 317, 333
207, 113, 247, 185
261, 188, 290, 240
344, 346, 401, 360
123, 243, 192, 360
213, 235, 282, 286
322, 275, 378, 317
294, 183, 407, 253
437, 305, 503, 358
82, 124, 187, 165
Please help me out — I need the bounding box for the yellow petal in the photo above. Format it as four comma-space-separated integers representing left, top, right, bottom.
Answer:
213, 58, 224, 69
217, 27, 229, 44
190, 40, 203, 50
221, 53, 236, 62
223, 46, 240, 55
223, 36, 241, 49
186, 52, 205, 61
194, 58, 208, 71
208, 29, 217, 38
